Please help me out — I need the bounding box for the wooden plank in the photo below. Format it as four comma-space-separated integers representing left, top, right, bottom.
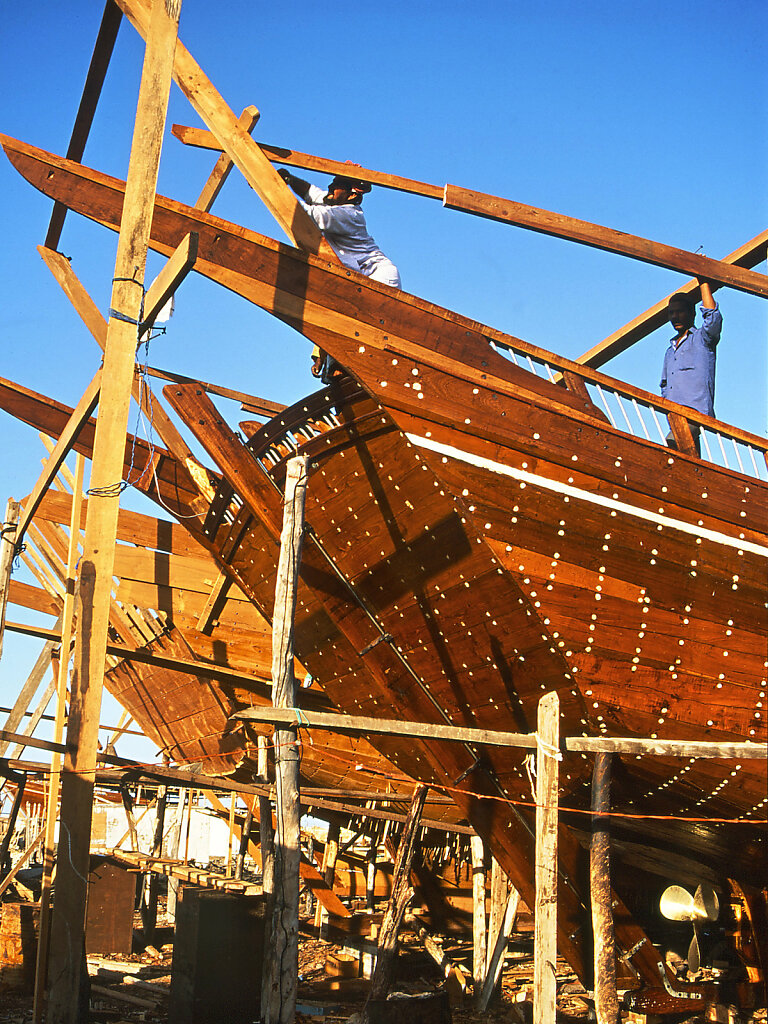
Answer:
15, 370, 101, 542
7, 579, 60, 617
667, 412, 698, 456
172, 124, 444, 201
47, 5, 182, 1020
534, 692, 559, 1024
114, 0, 335, 258
590, 753, 618, 1024
0, 499, 20, 661
233, 706, 539, 749
141, 231, 198, 333
196, 105, 260, 212
266, 456, 309, 1024
576, 228, 768, 369
444, 184, 768, 298
44, 0, 123, 250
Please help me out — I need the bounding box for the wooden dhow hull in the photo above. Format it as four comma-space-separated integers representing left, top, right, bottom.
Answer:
3, 135, 766, 999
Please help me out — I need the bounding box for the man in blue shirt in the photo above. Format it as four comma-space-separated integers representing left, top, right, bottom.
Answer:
660, 281, 722, 456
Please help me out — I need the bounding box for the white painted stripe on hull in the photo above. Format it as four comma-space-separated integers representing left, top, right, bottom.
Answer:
405, 433, 768, 560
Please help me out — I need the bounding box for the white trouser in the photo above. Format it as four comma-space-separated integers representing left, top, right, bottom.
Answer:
358, 253, 401, 288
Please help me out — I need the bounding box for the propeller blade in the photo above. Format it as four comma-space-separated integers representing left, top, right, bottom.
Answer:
688, 926, 701, 974
693, 884, 720, 922
660, 884, 696, 922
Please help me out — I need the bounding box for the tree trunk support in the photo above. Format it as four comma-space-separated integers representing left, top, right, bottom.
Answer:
265, 455, 309, 1024
591, 753, 619, 1024
534, 692, 560, 1024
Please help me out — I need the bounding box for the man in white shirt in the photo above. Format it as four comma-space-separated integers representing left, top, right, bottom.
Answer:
279, 169, 401, 287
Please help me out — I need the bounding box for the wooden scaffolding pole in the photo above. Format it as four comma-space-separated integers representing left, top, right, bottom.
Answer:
470, 835, 487, 1005
265, 455, 309, 1024
534, 692, 560, 1024
33, 454, 85, 1024
46, 3, 182, 1021
591, 753, 619, 1024
0, 498, 20, 664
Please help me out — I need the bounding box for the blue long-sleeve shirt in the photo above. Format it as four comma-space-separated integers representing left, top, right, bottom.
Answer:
660, 303, 722, 418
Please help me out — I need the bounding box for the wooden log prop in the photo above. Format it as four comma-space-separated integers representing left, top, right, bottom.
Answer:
534, 692, 560, 1024
470, 835, 487, 1005
591, 753, 619, 1024
265, 455, 309, 1024
361, 784, 429, 1022
478, 883, 520, 1012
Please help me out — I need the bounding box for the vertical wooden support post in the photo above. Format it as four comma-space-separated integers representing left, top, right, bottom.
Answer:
142, 781, 167, 943
534, 692, 560, 1024
166, 787, 187, 920
479, 857, 520, 1010
479, 883, 520, 1011
32, 455, 84, 1023
0, 499, 20, 664
315, 821, 340, 931
486, 856, 507, 973
120, 784, 139, 851
265, 455, 308, 1024
259, 734, 276, 1024
47, 5, 181, 1022
591, 753, 618, 1024
361, 786, 428, 1022
226, 792, 237, 875
366, 833, 378, 911
470, 834, 487, 1006
234, 808, 253, 881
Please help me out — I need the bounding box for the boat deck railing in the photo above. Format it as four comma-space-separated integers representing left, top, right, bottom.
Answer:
489, 337, 768, 483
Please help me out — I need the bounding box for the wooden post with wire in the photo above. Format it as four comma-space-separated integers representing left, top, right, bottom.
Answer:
45, 3, 182, 1021
264, 455, 309, 1024
534, 692, 560, 1024
32, 456, 84, 1022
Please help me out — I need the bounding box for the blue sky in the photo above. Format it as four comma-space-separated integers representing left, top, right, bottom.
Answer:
1, 1, 766, 758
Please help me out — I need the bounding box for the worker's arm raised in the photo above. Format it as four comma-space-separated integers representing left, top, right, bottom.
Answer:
278, 167, 311, 201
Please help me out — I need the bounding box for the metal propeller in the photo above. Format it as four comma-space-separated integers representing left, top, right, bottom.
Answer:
660, 884, 720, 973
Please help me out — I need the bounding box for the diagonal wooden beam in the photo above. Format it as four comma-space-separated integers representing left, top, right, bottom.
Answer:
141, 230, 198, 332
196, 105, 260, 212
575, 227, 768, 368
15, 369, 102, 543
172, 123, 768, 298
37, 245, 214, 501
44, 0, 123, 250
114, 0, 336, 259
444, 184, 768, 299
172, 124, 443, 200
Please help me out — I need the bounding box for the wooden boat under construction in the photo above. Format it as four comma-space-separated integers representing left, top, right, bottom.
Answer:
1, 133, 767, 1010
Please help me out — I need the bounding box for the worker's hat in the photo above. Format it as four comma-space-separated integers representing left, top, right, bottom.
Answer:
329, 174, 372, 195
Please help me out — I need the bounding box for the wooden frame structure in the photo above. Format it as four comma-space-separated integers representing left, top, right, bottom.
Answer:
0, 3, 766, 1023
